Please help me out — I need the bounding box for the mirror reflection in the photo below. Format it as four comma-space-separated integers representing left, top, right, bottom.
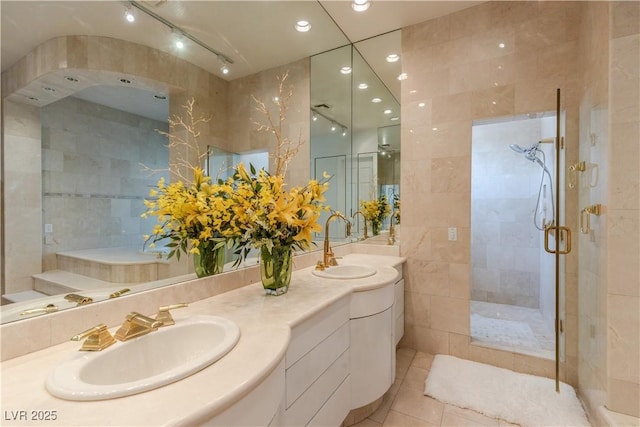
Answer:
1, 5, 401, 324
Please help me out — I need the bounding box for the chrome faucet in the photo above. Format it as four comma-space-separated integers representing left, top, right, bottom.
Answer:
323, 212, 351, 267
352, 210, 368, 240
114, 312, 162, 341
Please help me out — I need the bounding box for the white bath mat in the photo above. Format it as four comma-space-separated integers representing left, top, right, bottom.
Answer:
424, 355, 590, 427
471, 313, 541, 350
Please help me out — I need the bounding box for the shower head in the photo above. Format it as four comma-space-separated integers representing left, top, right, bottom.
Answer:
509, 144, 526, 154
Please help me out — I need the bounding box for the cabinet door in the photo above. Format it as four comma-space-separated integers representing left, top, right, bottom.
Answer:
350, 307, 393, 409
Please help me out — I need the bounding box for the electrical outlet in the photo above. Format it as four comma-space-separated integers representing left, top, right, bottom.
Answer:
44, 223, 53, 233
447, 227, 457, 241
44, 235, 54, 245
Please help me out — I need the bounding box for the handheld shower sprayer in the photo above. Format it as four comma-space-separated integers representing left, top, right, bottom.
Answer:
508, 141, 555, 231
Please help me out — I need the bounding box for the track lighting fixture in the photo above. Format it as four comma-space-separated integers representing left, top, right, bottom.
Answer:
124, 4, 135, 23
127, 1, 233, 65
218, 55, 230, 75
310, 108, 348, 137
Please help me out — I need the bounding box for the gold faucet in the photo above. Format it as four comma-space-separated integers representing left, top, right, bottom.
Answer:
71, 323, 116, 351
155, 303, 188, 327
64, 293, 93, 305
323, 212, 352, 267
114, 312, 162, 341
20, 303, 58, 316
352, 211, 368, 240
388, 209, 396, 245
109, 288, 131, 298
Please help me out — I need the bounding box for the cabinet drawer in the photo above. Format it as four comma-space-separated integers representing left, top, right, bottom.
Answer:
282, 349, 349, 426
307, 375, 351, 427
285, 321, 349, 408
350, 282, 394, 319
286, 295, 349, 368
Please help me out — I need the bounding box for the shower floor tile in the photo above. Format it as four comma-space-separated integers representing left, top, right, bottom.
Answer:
470, 301, 555, 359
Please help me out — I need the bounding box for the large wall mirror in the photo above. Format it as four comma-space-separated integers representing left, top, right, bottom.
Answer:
310, 31, 401, 239
1, 2, 400, 325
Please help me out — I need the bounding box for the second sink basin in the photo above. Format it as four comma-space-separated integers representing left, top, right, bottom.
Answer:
312, 264, 376, 279
46, 315, 240, 401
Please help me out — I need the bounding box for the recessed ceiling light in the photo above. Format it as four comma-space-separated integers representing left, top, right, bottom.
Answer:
340, 66, 352, 74
498, 42, 505, 48
295, 20, 311, 32
64, 76, 78, 82
119, 78, 131, 84
358, 83, 368, 90
220, 64, 230, 75
432, 127, 438, 131
342, 128, 347, 136
383, 109, 392, 114
386, 54, 400, 63
390, 117, 399, 121
492, 101, 497, 105
397, 73, 408, 81
418, 102, 426, 107
371, 97, 382, 103
176, 40, 184, 49
331, 122, 337, 132
352, 0, 371, 12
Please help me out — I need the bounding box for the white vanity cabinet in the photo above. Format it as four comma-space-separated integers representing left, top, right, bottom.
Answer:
349, 282, 395, 409
279, 295, 351, 426
207, 359, 285, 426
393, 278, 405, 346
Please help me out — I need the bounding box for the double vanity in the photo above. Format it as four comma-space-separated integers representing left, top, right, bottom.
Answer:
1, 250, 405, 426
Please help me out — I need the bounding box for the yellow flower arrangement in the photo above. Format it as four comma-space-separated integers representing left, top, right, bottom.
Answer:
142, 167, 241, 261
231, 163, 329, 260
360, 194, 391, 234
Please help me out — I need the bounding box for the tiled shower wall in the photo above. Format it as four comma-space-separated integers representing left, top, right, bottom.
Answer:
400, 0, 581, 385
40, 97, 169, 270
471, 117, 555, 309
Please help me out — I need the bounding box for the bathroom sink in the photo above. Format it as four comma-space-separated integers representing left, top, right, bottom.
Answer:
46, 315, 240, 401
312, 264, 376, 280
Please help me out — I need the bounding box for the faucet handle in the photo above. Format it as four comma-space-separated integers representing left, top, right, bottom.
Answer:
155, 303, 188, 326
114, 312, 162, 341
71, 323, 116, 351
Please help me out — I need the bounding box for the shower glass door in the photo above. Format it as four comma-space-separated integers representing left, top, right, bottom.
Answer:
470, 101, 567, 382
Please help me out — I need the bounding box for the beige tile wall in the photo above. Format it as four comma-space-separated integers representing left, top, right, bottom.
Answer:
400, 0, 581, 386
606, 0, 640, 418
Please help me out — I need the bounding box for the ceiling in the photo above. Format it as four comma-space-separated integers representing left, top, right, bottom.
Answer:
1, 1, 480, 122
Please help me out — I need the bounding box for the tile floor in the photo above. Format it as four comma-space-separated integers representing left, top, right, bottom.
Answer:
470, 301, 555, 360
352, 348, 519, 427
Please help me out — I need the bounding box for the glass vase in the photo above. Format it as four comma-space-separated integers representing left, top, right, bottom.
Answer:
260, 245, 293, 296
193, 241, 226, 277
371, 221, 381, 236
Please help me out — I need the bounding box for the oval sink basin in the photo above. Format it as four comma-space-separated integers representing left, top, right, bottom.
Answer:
46, 315, 240, 401
312, 264, 376, 280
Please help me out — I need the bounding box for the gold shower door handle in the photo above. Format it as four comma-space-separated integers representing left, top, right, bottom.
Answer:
544, 225, 572, 254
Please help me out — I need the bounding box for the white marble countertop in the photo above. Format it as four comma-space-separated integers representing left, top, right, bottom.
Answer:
0, 254, 404, 427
